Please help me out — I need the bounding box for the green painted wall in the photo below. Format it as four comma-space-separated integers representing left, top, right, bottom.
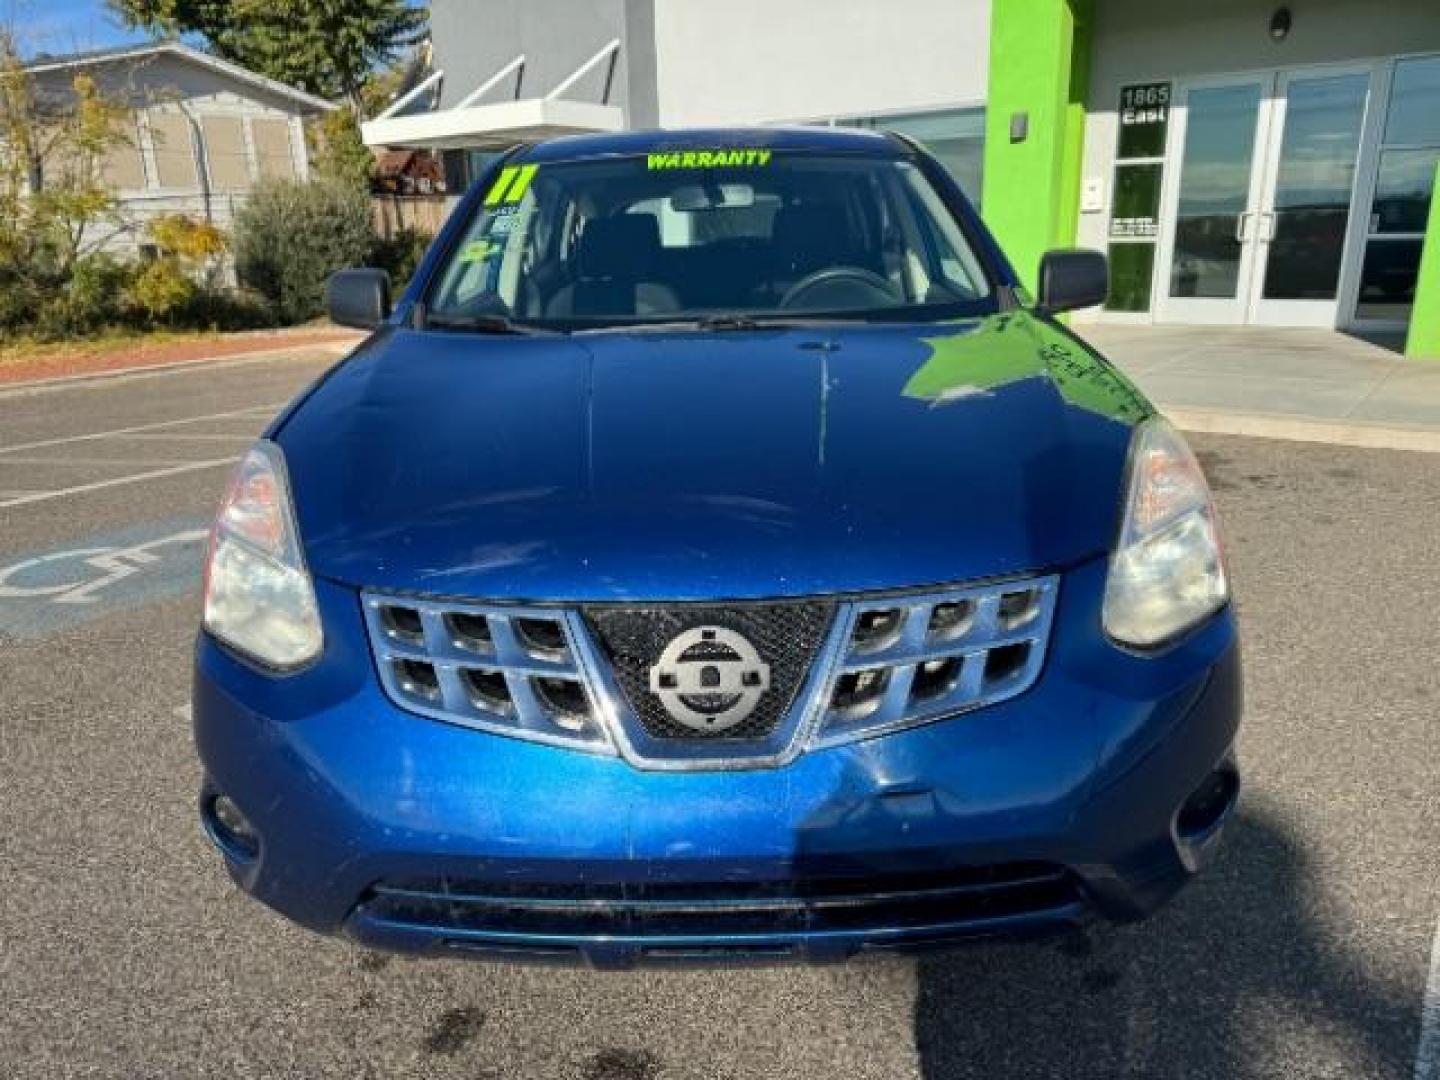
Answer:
982, 0, 1092, 294
1405, 161, 1440, 359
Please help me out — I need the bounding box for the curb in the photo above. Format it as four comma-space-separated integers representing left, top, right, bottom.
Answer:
1165, 406, 1440, 454
0, 337, 359, 398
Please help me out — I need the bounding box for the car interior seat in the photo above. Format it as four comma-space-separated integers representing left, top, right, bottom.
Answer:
545, 215, 681, 319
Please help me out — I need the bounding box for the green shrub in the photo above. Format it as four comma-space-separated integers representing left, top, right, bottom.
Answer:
368, 227, 431, 291
233, 178, 374, 323
127, 259, 195, 321
29, 254, 137, 339
180, 286, 274, 331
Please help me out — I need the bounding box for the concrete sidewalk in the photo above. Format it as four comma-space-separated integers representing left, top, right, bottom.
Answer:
1080, 323, 1440, 451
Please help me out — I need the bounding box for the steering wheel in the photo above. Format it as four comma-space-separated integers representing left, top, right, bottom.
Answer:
779, 266, 899, 311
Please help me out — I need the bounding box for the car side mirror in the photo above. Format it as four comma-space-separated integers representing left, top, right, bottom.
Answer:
326, 268, 392, 330
1037, 249, 1108, 314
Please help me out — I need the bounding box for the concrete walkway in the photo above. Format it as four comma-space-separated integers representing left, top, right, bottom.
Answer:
1080, 323, 1440, 451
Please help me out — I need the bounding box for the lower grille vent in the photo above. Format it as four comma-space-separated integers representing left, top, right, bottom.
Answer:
361, 861, 1081, 938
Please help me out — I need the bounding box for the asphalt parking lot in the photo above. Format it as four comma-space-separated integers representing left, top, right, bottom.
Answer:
0, 347, 1436, 1079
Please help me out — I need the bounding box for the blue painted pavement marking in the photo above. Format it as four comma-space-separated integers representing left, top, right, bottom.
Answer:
0, 518, 210, 641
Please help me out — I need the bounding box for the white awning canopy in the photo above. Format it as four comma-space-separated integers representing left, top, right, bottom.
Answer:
362, 41, 624, 150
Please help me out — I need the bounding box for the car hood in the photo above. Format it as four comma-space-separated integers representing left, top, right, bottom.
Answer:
278, 312, 1151, 601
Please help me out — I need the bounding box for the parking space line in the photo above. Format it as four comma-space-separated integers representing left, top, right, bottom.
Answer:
124, 433, 259, 442
0, 457, 239, 509
1418, 916, 1440, 1080
0, 403, 283, 456
0, 456, 220, 467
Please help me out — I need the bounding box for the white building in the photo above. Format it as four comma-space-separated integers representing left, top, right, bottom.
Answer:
24, 41, 333, 265
363, 0, 1440, 344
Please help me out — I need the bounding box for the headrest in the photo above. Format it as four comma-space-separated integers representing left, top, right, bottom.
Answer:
577, 215, 662, 280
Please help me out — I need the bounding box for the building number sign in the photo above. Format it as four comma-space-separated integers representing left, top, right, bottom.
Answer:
1120, 82, 1170, 129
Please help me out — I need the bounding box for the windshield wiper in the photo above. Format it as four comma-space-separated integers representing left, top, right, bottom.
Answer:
423, 312, 540, 335
694, 314, 771, 331
582, 314, 835, 334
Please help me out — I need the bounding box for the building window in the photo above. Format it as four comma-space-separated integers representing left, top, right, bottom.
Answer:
1356, 55, 1440, 323
201, 116, 251, 191
1105, 82, 1171, 312
839, 107, 986, 204
251, 118, 297, 180
99, 113, 146, 190
147, 110, 198, 189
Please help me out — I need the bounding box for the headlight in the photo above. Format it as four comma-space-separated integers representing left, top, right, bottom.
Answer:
202, 441, 322, 670
1102, 417, 1228, 648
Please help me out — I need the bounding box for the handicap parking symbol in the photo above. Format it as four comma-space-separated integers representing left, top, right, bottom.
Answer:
0, 521, 210, 640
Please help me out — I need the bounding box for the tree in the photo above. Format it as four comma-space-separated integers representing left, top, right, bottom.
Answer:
309, 104, 375, 189
108, 0, 428, 112
233, 176, 374, 322
0, 32, 130, 324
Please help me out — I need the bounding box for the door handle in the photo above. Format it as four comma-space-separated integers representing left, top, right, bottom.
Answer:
1235, 211, 1254, 243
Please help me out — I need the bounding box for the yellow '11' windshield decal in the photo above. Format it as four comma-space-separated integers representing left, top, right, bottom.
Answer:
647, 149, 773, 170
484, 163, 538, 206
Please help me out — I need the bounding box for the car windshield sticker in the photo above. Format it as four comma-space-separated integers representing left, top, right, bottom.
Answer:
484, 163, 539, 206
457, 239, 498, 263
647, 149, 773, 170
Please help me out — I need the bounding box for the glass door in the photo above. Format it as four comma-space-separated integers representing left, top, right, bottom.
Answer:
1154, 76, 1271, 324
1155, 66, 1376, 327
1250, 68, 1372, 327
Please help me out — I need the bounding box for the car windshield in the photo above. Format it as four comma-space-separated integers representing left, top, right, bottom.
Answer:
425, 149, 994, 330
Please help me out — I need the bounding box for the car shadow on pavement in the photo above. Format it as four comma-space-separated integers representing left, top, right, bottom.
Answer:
911, 802, 1419, 1079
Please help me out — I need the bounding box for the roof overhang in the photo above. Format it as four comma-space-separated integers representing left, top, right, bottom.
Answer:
361, 97, 624, 150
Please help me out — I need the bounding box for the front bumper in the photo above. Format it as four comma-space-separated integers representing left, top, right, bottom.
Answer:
193, 556, 1242, 968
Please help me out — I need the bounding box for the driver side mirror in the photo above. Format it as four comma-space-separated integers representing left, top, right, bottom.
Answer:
1037, 249, 1108, 314
326, 268, 392, 330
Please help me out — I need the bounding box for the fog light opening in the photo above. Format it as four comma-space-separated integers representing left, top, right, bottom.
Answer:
1176, 767, 1239, 839
208, 794, 259, 860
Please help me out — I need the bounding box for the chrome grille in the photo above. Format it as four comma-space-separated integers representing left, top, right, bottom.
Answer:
816, 578, 1059, 747
362, 596, 612, 752
361, 574, 1059, 769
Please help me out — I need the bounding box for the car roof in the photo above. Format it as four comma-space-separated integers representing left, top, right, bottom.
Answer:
516, 126, 905, 164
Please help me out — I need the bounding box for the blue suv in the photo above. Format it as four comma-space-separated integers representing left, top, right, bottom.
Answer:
193, 128, 1241, 968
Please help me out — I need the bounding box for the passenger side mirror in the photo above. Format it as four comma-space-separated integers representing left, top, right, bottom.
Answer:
1037, 249, 1108, 314
326, 268, 392, 330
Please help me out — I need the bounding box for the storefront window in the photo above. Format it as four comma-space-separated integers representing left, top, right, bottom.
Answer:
1105, 82, 1170, 312
1383, 55, 1440, 147
1111, 163, 1162, 239
1371, 148, 1437, 233
1107, 242, 1156, 312
1357, 55, 1440, 323
840, 107, 986, 204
